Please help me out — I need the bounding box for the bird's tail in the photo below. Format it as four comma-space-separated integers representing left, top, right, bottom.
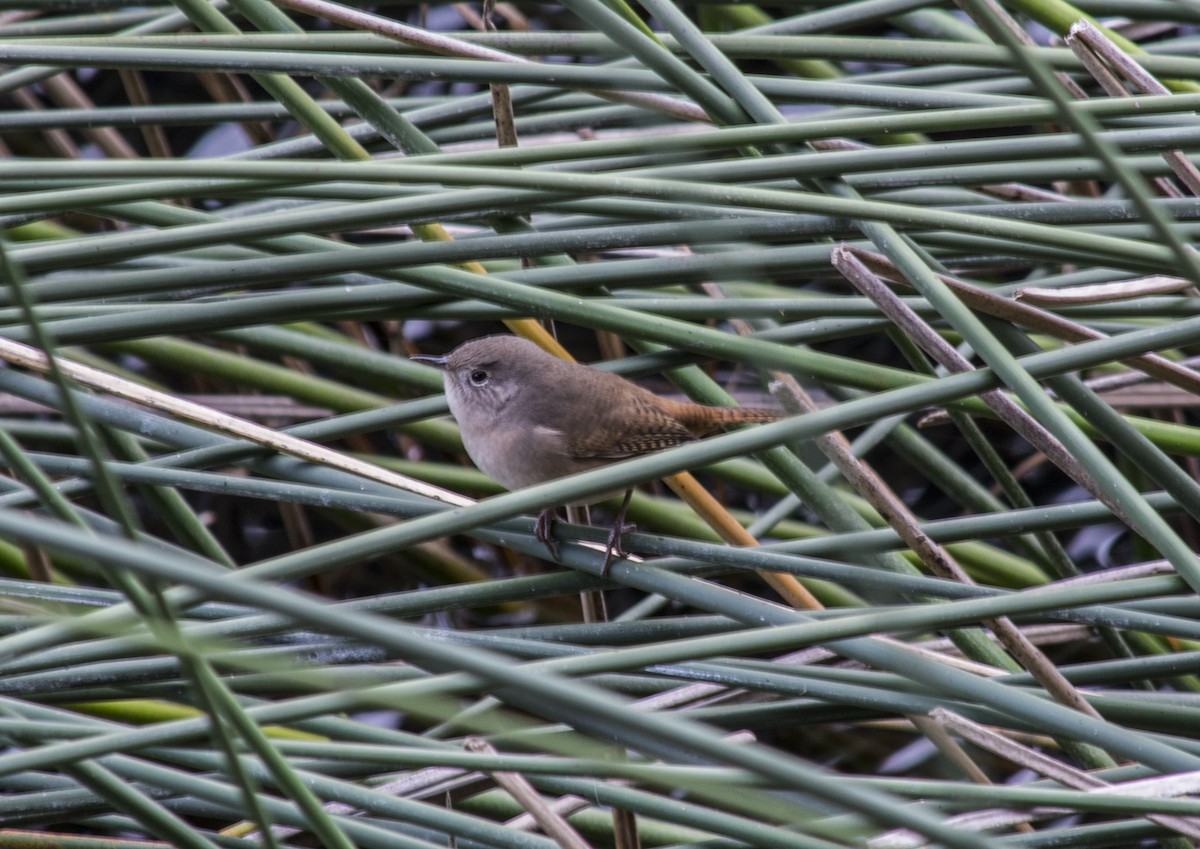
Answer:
664, 400, 782, 436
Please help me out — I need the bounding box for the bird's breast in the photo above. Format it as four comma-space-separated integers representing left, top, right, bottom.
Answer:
460, 422, 596, 490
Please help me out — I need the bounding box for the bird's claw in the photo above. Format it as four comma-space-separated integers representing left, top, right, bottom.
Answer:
536, 495, 634, 577
600, 520, 636, 577
534, 508, 560, 560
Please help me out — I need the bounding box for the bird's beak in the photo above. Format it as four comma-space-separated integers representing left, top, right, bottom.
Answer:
411, 354, 449, 370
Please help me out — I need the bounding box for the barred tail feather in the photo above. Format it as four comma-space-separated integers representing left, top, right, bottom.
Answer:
664, 400, 782, 435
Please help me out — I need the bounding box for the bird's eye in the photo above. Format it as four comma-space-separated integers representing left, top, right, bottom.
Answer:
469, 369, 489, 386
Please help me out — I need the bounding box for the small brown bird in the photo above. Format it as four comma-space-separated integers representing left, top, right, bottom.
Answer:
413, 335, 780, 574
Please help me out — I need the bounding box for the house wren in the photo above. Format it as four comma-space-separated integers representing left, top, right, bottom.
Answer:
413, 334, 780, 573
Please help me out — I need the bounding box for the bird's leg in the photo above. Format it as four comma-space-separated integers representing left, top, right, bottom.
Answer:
534, 507, 561, 559
601, 489, 635, 577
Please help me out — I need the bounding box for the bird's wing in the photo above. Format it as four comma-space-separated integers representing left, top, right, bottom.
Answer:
566, 395, 695, 459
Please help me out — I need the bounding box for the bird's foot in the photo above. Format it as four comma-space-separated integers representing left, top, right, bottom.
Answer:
534, 507, 561, 560
600, 490, 636, 577
600, 520, 637, 577
537, 494, 635, 576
